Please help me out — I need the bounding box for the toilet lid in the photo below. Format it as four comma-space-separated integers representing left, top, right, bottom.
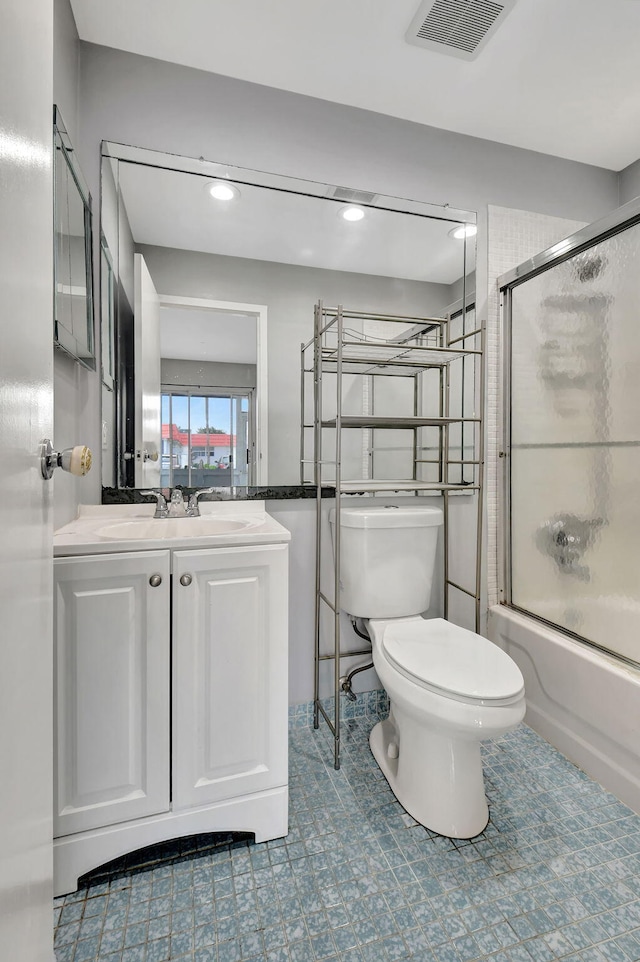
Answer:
382, 618, 524, 702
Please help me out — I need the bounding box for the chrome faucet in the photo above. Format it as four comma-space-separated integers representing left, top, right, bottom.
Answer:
168, 489, 187, 518
142, 487, 215, 519
141, 490, 169, 519
186, 487, 215, 517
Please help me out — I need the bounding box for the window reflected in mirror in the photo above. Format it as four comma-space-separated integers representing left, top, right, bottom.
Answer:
161, 391, 252, 488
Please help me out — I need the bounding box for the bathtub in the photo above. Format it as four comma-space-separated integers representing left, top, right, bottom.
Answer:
488, 603, 640, 815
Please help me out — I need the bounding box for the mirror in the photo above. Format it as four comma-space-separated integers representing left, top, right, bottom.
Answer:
101, 143, 475, 489
53, 106, 95, 370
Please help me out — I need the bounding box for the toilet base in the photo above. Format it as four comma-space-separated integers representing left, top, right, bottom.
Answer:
370, 709, 489, 839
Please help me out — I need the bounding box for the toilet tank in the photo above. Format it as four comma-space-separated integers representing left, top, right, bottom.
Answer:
329, 505, 443, 619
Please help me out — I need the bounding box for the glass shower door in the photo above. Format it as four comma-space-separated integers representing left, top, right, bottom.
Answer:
507, 221, 640, 665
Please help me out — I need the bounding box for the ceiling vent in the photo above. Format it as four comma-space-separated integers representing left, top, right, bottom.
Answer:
328, 186, 378, 205
406, 0, 518, 61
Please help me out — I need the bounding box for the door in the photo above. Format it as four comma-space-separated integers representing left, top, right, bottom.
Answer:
172, 544, 288, 810
54, 552, 170, 836
506, 223, 640, 661
0, 0, 54, 956
134, 253, 161, 486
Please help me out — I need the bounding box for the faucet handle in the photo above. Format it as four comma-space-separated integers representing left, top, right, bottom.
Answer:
187, 487, 215, 517
193, 487, 215, 499
141, 490, 169, 518
141, 489, 164, 501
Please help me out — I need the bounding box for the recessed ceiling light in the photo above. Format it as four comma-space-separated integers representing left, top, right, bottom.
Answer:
449, 224, 477, 240
206, 181, 240, 201
449, 223, 477, 240
340, 205, 366, 222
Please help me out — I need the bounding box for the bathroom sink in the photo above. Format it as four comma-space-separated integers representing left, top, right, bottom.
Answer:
96, 516, 257, 540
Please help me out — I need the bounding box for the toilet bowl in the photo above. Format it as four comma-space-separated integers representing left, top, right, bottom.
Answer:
328, 505, 526, 839
368, 615, 525, 838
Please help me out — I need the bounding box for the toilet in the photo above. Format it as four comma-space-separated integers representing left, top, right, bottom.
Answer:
329, 504, 525, 839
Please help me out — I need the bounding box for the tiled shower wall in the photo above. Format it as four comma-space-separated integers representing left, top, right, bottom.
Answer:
485, 207, 587, 609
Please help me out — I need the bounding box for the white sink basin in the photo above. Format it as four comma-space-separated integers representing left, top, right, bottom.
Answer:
97, 516, 258, 541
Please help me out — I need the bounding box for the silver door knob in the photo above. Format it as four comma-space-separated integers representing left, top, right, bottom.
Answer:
40, 439, 92, 480
149, 573, 163, 587
180, 573, 192, 587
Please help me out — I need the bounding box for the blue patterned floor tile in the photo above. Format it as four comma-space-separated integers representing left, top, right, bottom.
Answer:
74, 935, 100, 961
53, 715, 640, 962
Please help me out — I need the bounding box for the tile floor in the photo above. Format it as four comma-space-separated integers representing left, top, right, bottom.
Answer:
54, 705, 640, 962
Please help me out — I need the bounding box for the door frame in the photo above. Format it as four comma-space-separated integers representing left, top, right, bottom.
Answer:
159, 294, 268, 484
134, 253, 162, 488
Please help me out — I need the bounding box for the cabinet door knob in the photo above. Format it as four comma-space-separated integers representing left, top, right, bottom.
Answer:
180, 573, 193, 587
149, 573, 163, 587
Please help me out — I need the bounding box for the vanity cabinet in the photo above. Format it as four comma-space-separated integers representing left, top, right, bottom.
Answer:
53, 532, 289, 896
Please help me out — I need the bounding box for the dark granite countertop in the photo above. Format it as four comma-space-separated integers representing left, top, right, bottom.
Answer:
102, 485, 336, 504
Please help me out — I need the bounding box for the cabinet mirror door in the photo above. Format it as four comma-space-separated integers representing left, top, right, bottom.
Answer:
53, 106, 95, 370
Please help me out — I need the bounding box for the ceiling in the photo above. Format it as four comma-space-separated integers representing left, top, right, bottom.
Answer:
117, 161, 474, 284
71, 0, 640, 170
160, 307, 257, 364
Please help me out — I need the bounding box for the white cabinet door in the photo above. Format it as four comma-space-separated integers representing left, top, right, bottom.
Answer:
54, 551, 170, 837
173, 543, 288, 811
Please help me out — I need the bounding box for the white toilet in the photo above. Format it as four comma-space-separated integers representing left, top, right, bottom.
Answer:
329, 504, 525, 839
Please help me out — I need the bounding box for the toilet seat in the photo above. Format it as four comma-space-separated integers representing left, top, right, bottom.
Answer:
381, 617, 525, 706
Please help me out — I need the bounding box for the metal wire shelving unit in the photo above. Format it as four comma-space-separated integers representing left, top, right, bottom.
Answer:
300, 301, 485, 769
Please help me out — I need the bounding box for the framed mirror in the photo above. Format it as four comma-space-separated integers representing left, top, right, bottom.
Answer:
101, 143, 476, 490
53, 106, 95, 370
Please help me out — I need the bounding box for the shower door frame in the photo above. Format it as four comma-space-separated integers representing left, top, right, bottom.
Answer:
497, 194, 640, 669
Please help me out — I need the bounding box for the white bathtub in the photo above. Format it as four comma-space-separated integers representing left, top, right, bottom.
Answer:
489, 603, 640, 815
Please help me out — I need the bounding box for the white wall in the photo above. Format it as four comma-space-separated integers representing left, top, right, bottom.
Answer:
53, 0, 79, 143
619, 157, 640, 206
78, 45, 619, 228
161, 359, 256, 391
265, 501, 317, 704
